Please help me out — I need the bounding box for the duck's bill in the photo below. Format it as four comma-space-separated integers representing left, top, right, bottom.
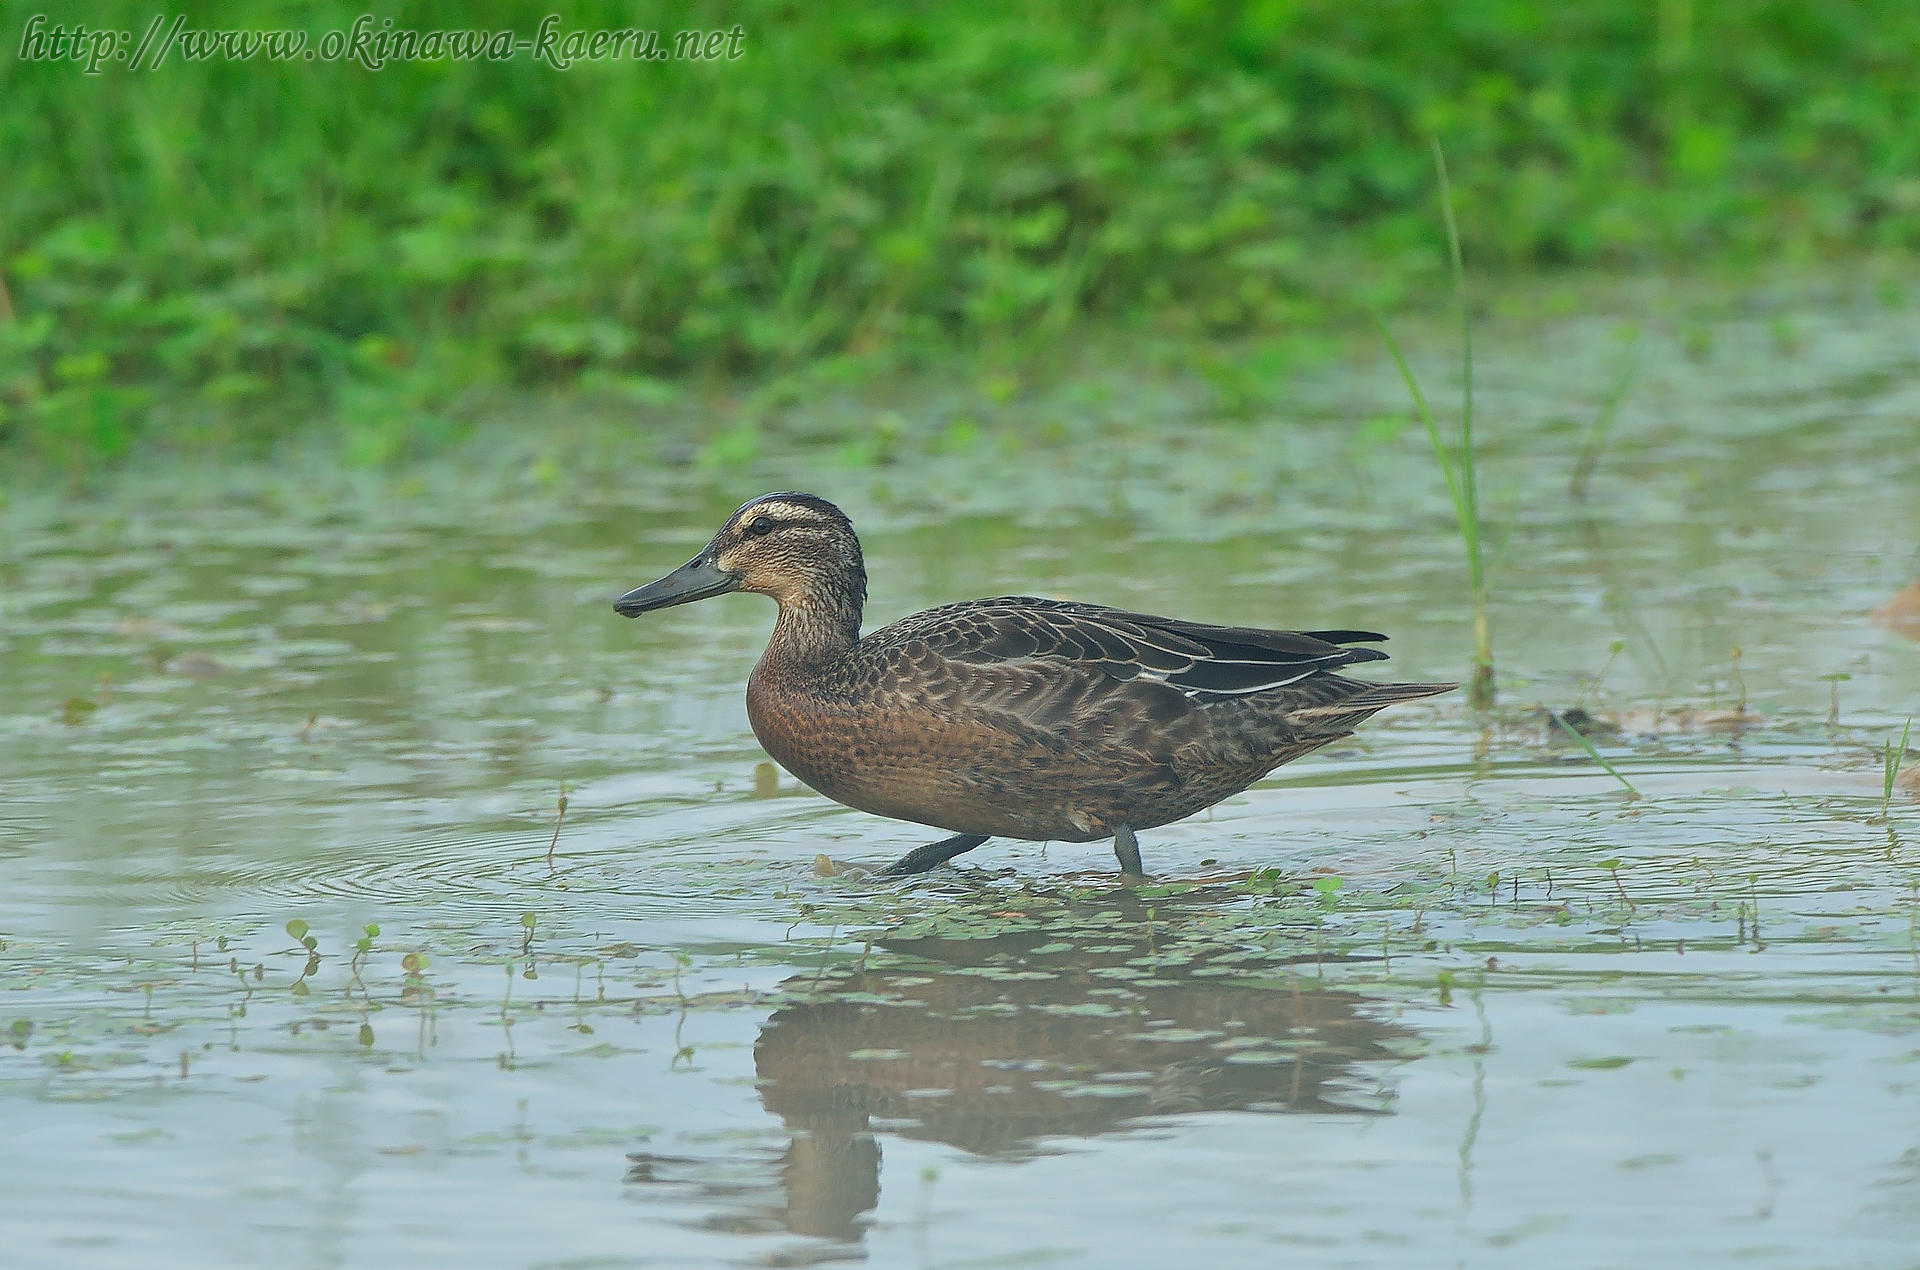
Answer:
612, 558, 740, 616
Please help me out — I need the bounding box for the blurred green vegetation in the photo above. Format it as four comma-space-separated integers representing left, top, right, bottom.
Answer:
4, 0, 1920, 476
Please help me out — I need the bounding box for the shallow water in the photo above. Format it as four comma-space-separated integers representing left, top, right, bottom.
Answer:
4, 287, 1920, 1268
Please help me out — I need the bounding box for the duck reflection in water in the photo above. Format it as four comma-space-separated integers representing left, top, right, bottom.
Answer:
624, 924, 1418, 1250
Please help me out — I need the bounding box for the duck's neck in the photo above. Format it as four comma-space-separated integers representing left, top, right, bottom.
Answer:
763, 593, 862, 673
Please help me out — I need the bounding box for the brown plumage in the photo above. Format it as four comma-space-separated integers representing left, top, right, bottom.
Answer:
614, 492, 1454, 877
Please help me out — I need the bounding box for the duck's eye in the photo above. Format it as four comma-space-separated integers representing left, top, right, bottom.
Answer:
746, 515, 777, 537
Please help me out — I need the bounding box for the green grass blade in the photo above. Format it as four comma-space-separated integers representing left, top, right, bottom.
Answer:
1554, 714, 1641, 798
1882, 717, 1912, 818
1370, 312, 1465, 517
1366, 144, 1494, 708
1571, 332, 1643, 498
1431, 139, 1479, 596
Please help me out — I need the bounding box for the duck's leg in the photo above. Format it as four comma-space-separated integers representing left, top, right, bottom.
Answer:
1113, 824, 1146, 878
881, 833, 990, 876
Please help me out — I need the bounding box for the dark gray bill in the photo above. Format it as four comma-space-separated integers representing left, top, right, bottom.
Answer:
612, 557, 740, 616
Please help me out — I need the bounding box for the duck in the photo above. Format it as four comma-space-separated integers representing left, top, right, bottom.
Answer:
613, 493, 1454, 878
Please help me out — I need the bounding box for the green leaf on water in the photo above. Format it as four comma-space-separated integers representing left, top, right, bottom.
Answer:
285, 919, 309, 941
1568, 1055, 1633, 1070
402, 952, 429, 973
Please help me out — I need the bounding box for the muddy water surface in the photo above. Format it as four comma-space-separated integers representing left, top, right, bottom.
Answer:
4, 292, 1920, 1268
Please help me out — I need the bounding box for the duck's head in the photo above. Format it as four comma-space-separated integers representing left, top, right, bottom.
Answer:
613, 493, 867, 632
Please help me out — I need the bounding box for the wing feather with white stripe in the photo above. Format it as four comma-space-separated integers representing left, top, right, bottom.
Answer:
878, 597, 1389, 702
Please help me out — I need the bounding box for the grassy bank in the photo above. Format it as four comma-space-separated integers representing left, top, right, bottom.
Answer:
5, 0, 1920, 476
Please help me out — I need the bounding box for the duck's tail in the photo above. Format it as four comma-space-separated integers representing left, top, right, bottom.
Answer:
1280, 677, 1457, 735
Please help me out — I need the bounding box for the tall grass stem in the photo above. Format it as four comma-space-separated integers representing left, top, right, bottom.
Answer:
1431, 143, 1493, 708
1371, 141, 1492, 707
1570, 334, 1642, 498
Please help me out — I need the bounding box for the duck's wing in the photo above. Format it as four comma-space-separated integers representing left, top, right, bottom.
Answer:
880, 597, 1391, 701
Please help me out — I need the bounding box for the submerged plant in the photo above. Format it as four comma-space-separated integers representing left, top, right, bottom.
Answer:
1597, 858, 1637, 911
1576, 640, 1628, 711
545, 782, 569, 871
339, 922, 378, 1007
285, 919, 321, 996
1823, 671, 1851, 727
1373, 142, 1493, 707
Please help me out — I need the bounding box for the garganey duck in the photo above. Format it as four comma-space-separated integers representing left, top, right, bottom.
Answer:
614, 493, 1453, 877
